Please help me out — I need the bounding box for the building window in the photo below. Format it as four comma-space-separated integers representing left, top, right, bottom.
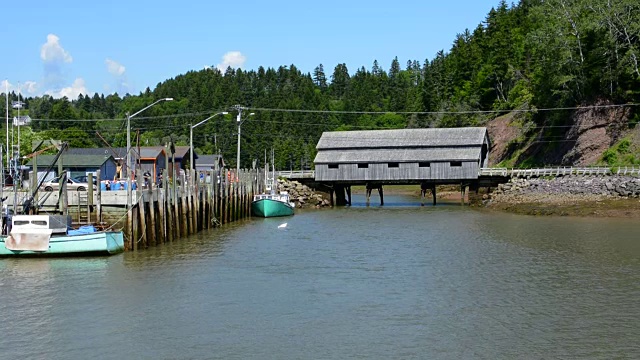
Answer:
328, 164, 339, 169
450, 161, 462, 167
357, 163, 369, 169
419, 162, 430, 168
388, 162, 399, 168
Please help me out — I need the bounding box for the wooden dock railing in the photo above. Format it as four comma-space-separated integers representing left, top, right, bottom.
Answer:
479, 166, 640, 177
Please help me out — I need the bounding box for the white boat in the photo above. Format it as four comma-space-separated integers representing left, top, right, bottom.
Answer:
0, 214, 124, 257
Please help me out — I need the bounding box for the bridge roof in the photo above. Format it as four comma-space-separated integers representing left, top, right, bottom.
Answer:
316, 127, 488, 150
315, 147, 482, 164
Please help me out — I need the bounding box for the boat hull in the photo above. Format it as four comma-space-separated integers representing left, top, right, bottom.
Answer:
0, 232, 125, 257
252, 199, 295, 218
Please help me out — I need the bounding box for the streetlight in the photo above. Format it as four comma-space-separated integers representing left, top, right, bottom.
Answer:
126, 97, 173, 177
235, 107, 254, 174
190, 111, 228, 169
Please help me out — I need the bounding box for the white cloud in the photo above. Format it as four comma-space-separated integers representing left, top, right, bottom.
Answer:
105, 58, 126, 76
40, 34, 72, 63
216, 51, 246, 72
1, 80, 13, 92
23, 81, 38, 94
1, 80, 39, 95
46, 78, 88, 99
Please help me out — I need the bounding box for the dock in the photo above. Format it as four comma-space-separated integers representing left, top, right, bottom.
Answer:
2, 168, 263, 251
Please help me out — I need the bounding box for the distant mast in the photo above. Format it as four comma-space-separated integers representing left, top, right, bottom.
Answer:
5, 79, 8, 171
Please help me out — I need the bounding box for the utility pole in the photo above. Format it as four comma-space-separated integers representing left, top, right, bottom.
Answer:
235, 105, 254, 175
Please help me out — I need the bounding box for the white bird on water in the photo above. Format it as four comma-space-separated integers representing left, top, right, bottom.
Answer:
278, 223, 288, 229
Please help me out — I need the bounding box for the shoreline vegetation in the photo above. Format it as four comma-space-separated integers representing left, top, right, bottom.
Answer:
282, 177, 640, 219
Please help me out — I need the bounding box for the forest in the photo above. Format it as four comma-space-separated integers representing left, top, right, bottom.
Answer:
1, 0, 639, 170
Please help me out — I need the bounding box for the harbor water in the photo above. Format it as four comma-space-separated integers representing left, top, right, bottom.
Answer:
1, 194, 639, 359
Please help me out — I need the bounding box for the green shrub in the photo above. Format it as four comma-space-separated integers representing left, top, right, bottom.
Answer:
617, 139, 631, 154
602, 149, 618, 165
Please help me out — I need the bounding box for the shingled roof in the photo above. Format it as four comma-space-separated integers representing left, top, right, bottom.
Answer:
316, 127, 489, 150
314, 127, 490, 164
27, 154, 115, 167
65, 147, 127, 158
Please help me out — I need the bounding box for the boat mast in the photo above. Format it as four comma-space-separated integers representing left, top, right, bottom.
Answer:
272, 148, 276, 193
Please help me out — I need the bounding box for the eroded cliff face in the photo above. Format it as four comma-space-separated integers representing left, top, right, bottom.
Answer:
554, 103, 631, 165
486, 102, 634, 166
486, 112, 523, 166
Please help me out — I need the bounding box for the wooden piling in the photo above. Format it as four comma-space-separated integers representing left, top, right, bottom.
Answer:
181, 173, 188, 238
148, 179, 157, 246
157, 178, 165, 244
136, 170, 147, 248
224, 178, 229, 225
96, 170, 102, 224
163, 169, 172, 242
132, 182, 139, 251
173, 172, 180, 239
432, 184, 437, 206
87, 173, 94, 224
190, 170, 196, 233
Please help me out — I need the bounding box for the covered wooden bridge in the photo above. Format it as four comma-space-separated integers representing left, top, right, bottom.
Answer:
313, 127, 491, 205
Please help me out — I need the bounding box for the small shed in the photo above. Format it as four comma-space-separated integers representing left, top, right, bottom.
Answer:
195, 154, 225, 172
161, 146, 196, 176
314, 127, 490, 182
139, 147, 167, 178
28, 153, 118, 181
64, 147, 131, 164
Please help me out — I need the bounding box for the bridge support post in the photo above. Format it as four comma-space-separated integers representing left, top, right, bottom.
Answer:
346, 186, 352, 206
365, 183, 372, 206
329, 188, 334, 207
335, 185, 347, 206
378, 185, 384, 206
432, 184, 437, 206
460, 183, 466, 206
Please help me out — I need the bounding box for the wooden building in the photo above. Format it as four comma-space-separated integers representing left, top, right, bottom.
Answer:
314, 127, 490, 183
159, 146, 196, 177
195, 154, 225, 172
28, 154, 118, 180
139, 147, 167, 178
64, 147, 130, 164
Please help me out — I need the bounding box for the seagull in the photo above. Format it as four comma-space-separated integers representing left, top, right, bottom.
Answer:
278, 223, 288, 229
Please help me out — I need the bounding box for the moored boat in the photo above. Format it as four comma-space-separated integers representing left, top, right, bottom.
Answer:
251, 154, 295, 218
252, 192, 295, 218
0, 214, 124, 257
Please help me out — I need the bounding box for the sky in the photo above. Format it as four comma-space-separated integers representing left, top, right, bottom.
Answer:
0, 0, 500, 100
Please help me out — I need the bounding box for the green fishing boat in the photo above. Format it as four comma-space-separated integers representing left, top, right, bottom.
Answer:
252, 192, 295, 218
251, 154, 295, 218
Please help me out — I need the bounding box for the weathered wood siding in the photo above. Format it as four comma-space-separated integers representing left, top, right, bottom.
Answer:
316, 161, 479, 181
314, 127, 489, 183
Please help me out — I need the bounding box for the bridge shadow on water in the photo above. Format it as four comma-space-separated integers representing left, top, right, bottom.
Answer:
346, 193, 466, 209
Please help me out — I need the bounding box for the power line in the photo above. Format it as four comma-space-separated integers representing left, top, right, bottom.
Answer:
25, 102, 638, 123
246, 103, 638, 115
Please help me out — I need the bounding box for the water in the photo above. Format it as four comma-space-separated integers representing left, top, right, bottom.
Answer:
1, 194, 639, 359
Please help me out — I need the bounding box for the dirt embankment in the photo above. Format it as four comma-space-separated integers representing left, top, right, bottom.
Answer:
486, 112, 524, 165
486, 101, 634, 166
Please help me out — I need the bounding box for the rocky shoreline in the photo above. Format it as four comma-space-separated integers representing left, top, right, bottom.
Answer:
277, 179, 332, 208
484, 175, 640, 217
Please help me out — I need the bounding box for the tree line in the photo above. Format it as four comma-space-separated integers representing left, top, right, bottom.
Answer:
1, 0, 638, 169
